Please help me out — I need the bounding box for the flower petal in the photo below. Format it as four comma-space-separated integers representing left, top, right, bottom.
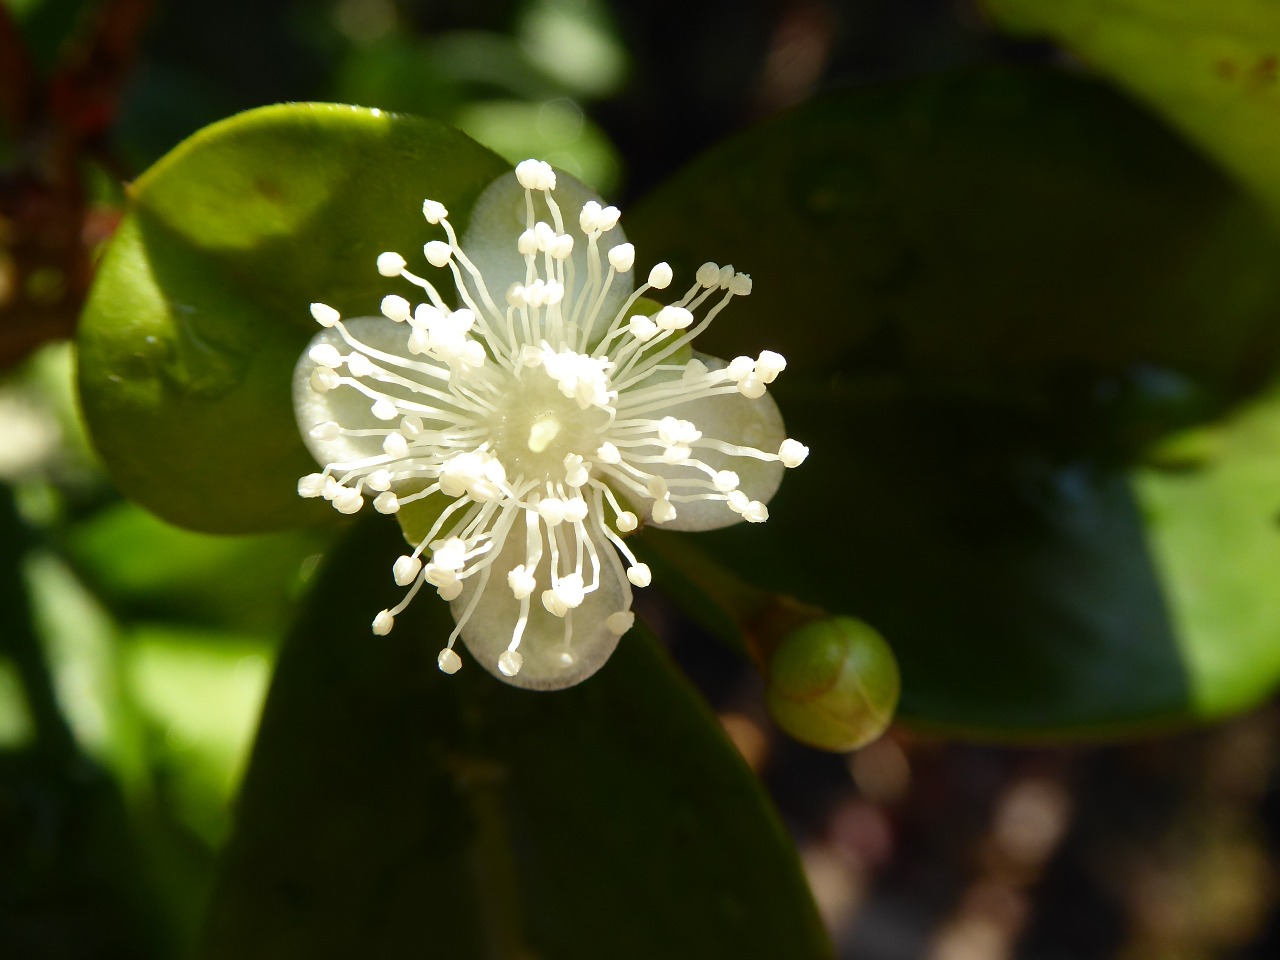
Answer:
461, 169, 634, 348
293, 316, 442, 467
453, 512, 633, 690
638, 352, 787, 532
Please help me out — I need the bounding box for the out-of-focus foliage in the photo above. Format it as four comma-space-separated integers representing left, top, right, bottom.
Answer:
628, 68, 1280, 734
986, 0, 1280, 221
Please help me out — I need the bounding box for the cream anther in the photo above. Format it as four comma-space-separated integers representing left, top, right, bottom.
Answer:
433, 537, 468, 572
422, 199, 449, 224
756, 350, 787, 383
563, 453, 590, 487
393, 555, 422, 586
298, 473, 326, 498
424, 240, 452, 267
553, 573, 586, 608
346, 352, 375, 378
648, 262, 673, 288
308, 343, 342, 368
381, 294, 411, 321
627, 563, 652, 587
538, 498, 568, 525
508, 565, 537, 599
373, 492, 400, 514
333, 488, 363, 514
696, 262, 721, 287
655, 306, 693, 331
779, 439, 809, 468
383, 433, 409, 458
498, 650, 523, 676
376, 253, 406, 277
579, 200, 604, 232
515, 158, 556, 190
533, 221, 556, 250
628, 315, 658, 341
608, 243, 635, 273
658, 417, 701, 445
372, 610, 395, 635
310, 367, 340, 392
310, 302, 341, 327
550, 233, 575, 260
713, 470, 739, 492
438, 648, 462, 673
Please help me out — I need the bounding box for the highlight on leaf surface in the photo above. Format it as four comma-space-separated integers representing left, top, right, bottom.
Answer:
294, 159, 809, 689
766, 616, 900, 752
75, 103, 511, 533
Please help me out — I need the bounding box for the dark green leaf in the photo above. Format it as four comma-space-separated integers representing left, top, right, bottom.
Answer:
202, 519, 831, 960
628, 69, 1280, 735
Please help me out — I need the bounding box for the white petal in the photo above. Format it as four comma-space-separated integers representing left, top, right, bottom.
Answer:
453, 514, 632, 690
461, 169, 634, 350
293, 316, 445, 468
635, 352, 786, 532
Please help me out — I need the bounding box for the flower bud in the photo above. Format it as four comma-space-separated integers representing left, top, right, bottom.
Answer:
766, 617, 899, 752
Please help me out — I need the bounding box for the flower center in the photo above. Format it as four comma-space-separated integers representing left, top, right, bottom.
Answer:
485, 366, 610, 483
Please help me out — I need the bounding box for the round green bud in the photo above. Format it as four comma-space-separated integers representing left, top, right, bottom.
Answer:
765, 616, 899, 752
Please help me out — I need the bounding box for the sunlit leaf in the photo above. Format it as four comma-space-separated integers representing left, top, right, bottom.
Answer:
986, 0, 1280, 221
78, 103, 509, 533
66, 502, 328, 636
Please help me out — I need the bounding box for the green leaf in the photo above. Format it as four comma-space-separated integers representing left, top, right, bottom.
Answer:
1136, 384, 1280, 719
201, 520, 831, 959
64, 502, 328, 636
986, 0, 1280, 221
77, 104, 509, 533
626, 68, 1280, 736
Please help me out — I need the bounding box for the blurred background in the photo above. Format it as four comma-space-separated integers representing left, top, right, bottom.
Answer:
4, 1, 1280, 958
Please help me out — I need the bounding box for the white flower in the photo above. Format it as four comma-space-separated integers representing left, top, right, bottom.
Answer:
294, 159, 809, 690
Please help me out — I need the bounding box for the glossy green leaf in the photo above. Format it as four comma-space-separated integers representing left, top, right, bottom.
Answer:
64, 502, 328, 636
986, 0, 1280, 221
201, 520, 831, 960
627, 69, 1280, 736
78, 104, 509, 533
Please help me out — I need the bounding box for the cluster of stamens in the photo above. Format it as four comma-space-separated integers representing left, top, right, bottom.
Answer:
296, 159, 808, 688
